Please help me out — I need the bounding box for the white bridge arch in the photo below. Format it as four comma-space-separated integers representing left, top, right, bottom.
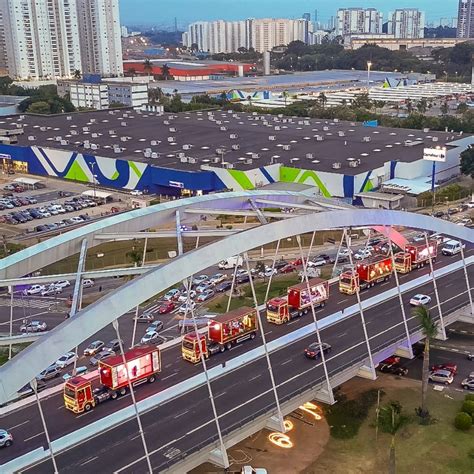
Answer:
0, 203, 472, 403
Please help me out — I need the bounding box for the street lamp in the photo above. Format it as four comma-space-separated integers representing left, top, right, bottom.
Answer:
89, 162, 97, 200
366, 61, 372, 93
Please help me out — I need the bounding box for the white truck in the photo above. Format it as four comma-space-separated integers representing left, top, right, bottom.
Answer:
218, 255, 243, 269
441, 240, 465, 256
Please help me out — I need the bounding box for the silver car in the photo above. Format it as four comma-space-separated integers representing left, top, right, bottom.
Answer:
0, 429, 13, 448
429, 369, 454, 385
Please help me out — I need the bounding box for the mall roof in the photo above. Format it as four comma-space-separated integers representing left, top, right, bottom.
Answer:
0, 109, 462, 175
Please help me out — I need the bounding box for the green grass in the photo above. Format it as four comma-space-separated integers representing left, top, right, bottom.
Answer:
206, 274, 300, 313
304, 382, 474, 474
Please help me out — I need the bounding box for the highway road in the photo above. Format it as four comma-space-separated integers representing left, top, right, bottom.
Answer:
1, 249, 472, 472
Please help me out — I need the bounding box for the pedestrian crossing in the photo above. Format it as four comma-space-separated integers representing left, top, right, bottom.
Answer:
0, 297, 61, 310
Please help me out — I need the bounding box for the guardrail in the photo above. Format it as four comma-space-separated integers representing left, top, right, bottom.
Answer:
1, 256, 472, 473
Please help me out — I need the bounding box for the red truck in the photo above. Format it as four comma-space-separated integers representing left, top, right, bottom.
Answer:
394, 240, 438, 274
266, 278, 329, 324
64, 345, 161, 413
181, 307, 257, 362
339, 255, 392, 295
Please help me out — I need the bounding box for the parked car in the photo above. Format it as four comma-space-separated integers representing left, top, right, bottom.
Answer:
468, 353, 474, 361
24, 284, 46, 296
103, 339, 123, 353
146, 320, 164, 333
41, 286, 62, 297
82, 278, 94, 288
163, 288, 180, 301
354, 248, 372, 260
378, 363, 408, 376
0, 429, 13, 448
215, 281, 233, 293
63, 366, 88, 381
279, 264, 296, 274
83, 340, 104, 356
192, 274, 209, 286
197, 289, 215, 302
195, 282, 212, 293
140, 330, 161, 344
178, 300, 197, 314
178, 290, 197, 302
158, 301, 175, 314
308, 256, 328, 267
90, 350, 114, 366
304, 342, 332, 359
431, 363, 457, 375
52, 280, 70, 289
429, 369, 454, 384
381, 356, 401, 365
209, 273, 227, 285
20, 320, 47, 333
36, 364, 62, 381
135, 312, 155, 323
409, 294, 432, 306
461, 378, 474, 390
55, 351, 78, 369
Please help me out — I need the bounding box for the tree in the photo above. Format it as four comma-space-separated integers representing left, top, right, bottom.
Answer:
377, 401, 410, 474
454, 412, 472, 430
352, 92, 372, 110
237, 46, 248, 53
126, 249, 142, 267
318, 92, 327, 109
143, 59, 153, 76
412, 305, 438, 420
73, 70, 81, 80
109, 101, 125, 109
282, 90, 289, 106
440, 101, 449, 115
457, 102, 469, 114
27, 101, 51, 114
460, 145, 474, 178
161, 63, 171, 80
416, 98, 428, 114
406, 99, 413, 114
148, 87, 164, 104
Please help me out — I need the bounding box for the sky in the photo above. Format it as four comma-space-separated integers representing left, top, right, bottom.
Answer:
120, 0, 459, 28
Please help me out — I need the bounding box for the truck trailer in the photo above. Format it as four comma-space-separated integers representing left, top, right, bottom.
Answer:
64, 345, 161, 413
339, 255, 392, 295
266, 278, 329, 324
394, 240, 438, 274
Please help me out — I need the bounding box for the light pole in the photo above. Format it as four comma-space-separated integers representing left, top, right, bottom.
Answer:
367, 61, 372, 93
89, 162, 96, 200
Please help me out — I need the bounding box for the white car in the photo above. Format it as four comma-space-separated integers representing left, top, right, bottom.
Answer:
24, 284, 46, 296
354, 248, 372, 260
338, 248, 353, 257
209, 273, 227, 285
192, 275, 209, 286
259, 267, 277, 278
429, 369, 454, 385
52, 280, 71, 289
69, 216, 84, 224
466, 201, 474, 209
178, 290, 196, 302
55, 351, 78, 369
140, 330, 160, 344
41, 286, 62, 297
178, 300, 197, 314
410, 294, 432, 306
163, 288, 180, 300
82, 279, 94, 288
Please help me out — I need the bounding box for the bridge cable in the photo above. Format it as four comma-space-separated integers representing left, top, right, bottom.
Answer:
131, 237, 149, 348
459, 240, 473, 317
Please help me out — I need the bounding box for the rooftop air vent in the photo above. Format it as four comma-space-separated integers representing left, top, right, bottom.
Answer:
338, 131, 345, 137
180, 157, 188, 163
188, 157, 197, 164
269, 135, 276, 141
220, 126, 227, 131
332, 162, 342, 169
230, 133, 238, 139
183, 144, 191, 150
432, 137, 439, 142
362, 136, 371, 142
232, 144, 240, 150
168, 136, 176, 142
283, 145, 291, 150
306, 153, 314, 159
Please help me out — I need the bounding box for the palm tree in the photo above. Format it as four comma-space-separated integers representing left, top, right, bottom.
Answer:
282, 90, 289, 106
412, 305, 438, 419
161, 63, 171, 80
319, 92, 327, 109
143, 59, 153, 76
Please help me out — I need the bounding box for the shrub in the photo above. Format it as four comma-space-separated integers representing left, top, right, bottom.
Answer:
461, 400, 474, 417
465, 394, 474, 402
454, 412, 472, 431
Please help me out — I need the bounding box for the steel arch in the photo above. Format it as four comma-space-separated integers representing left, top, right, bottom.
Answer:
0, 191, 324, 280
0, 209, 472, 403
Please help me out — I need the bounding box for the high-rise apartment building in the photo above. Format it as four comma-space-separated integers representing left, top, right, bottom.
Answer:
336, 8, 383, 37
387, 9, 425, 38
183, 18, 313, 54
457, 0, 474, 38
76, 0, 123, 76
0, 0, 82, 80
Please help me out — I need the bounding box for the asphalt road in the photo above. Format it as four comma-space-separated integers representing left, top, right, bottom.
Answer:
1, 252, 472, 471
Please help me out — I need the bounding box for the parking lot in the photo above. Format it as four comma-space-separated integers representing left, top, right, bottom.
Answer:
0, 175, 132, 236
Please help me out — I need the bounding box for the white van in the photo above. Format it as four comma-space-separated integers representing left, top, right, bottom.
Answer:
441, 240, 465, 256
218, 255, 243, 269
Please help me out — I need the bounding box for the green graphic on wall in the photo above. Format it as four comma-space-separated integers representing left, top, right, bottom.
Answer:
279, 166, 331, 197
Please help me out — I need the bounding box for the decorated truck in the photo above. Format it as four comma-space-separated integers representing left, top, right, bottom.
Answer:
394, 240, 438, 274
266, 278, 329, 324
181, 307, 257, 362
339, 255, 392, 295
64, 346, 161, 413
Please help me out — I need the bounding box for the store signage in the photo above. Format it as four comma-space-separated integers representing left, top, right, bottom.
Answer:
423, 147, 446, 162
169, 180, 184, 188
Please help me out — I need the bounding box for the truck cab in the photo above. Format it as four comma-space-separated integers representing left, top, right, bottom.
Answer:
64, 376, 96, 413
266, 297, 289, 324
182, 332, 210, 362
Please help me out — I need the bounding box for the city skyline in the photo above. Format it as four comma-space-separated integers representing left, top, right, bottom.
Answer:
119, 0, 458, 27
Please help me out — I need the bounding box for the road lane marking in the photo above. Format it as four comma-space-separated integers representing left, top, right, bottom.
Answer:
80, 456, 98, 466
281, 359, 292, 365
337, 332, 348, 338
24, 432, 43, 442
249, 374, 262, 382
8, 420, 29, 430
173, 409, 189, 419
162, 373, 178, 381
338, 299, 349, 304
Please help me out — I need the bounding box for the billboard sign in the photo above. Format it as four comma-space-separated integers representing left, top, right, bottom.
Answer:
169, 180, 184, 189
423, 147, 447, 162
